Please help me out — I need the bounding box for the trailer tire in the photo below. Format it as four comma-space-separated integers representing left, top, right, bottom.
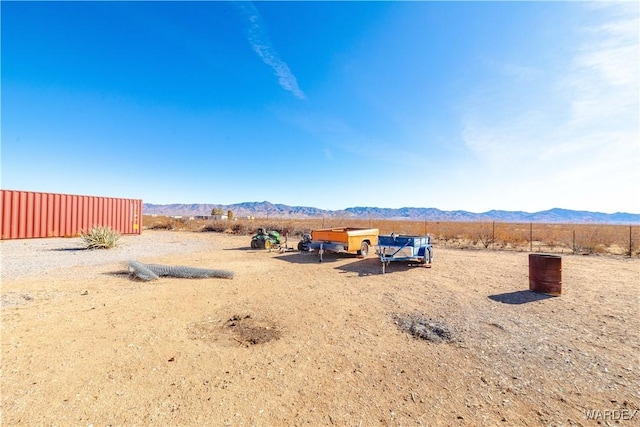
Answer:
424, 247, 433, 266
358, 241, 369, 257
419, 247, 431, 265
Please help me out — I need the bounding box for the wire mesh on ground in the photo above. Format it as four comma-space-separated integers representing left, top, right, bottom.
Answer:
128, 260, 234, 281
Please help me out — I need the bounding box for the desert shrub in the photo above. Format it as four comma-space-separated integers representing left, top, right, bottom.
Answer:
169, 217, 188, 230
80, 226, 120, 249
146, 216, 175, 230
613, 225, 639, 257
574, 225, 605, 254
145, 216, 195, 231
229, 222, 249, 235
148, 222, 173, 230
199, 220, 251, 235
201, 221, 227, 233
475, 222, 495, 248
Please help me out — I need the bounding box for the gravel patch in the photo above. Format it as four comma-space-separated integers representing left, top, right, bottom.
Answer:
0, 292, 34, 307
392, 312, 457, 343
0, 231, 215, 281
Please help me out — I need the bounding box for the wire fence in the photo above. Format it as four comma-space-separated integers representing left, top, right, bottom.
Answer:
311, 219, 639, 257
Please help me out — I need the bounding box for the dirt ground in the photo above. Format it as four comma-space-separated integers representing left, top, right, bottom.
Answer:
1, 230, 639, 426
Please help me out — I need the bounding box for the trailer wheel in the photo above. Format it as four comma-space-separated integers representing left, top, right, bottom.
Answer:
358, 241, 369, 257
423, 247, 433, 267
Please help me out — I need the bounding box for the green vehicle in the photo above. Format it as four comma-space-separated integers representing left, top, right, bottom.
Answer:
250, 228, 282, 249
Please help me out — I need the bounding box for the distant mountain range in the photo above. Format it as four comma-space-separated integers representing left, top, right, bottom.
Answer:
143, 201, 639, 224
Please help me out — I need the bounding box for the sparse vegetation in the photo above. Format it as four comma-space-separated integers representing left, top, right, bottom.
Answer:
475, 222, 495, 249
80, 225, 120, 249
142, 215, 640, 257
146, 216, 188, 230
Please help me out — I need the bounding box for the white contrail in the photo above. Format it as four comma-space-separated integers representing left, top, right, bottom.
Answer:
235, 1, 306, 99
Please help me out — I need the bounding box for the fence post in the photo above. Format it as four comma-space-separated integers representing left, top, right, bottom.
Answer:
573, 228, 576, 254
630, 225, 633, 258
530, 222, 533, 252
492, 221, 495, 250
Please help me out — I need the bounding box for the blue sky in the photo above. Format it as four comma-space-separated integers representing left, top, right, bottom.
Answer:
2, 1, 638, 214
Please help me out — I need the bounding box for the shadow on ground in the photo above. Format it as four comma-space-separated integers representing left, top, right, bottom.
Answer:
334, 259, 432, 276
224, 245, 300, 252
378, 261, 432, 276
273, 251, 360, 264
488, 290, 557, 305
51, 247, 88, 252
273, 252, 428, 276
333, 258, 385, 276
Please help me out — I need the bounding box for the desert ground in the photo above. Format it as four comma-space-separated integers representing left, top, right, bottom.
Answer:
1, 230, 639, 426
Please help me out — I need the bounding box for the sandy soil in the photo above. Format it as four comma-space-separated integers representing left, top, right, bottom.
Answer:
1, 230, 639, 426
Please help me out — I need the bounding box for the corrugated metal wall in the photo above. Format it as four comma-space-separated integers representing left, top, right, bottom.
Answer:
0, 190, 142, 239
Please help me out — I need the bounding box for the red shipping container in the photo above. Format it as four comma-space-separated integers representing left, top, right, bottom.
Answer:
0, 190, 142, 239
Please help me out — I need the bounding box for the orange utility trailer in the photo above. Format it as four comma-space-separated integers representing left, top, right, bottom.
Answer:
307, 227, 379, 261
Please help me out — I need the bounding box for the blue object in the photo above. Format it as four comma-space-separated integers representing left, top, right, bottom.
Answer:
378, 234, 433, 273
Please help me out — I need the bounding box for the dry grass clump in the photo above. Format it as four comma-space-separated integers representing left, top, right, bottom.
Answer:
200, 222, 227, 233
80, 225, 120, 249
200, 221, 255, 235
146, 216, 189, 230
